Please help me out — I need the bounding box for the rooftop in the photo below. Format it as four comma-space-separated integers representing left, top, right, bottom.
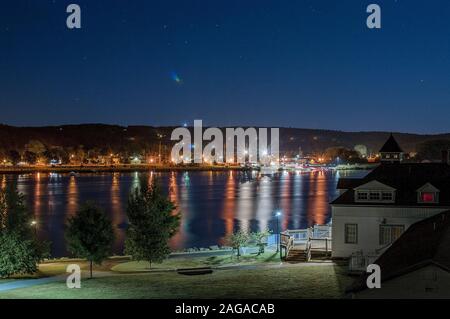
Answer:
379, 134, 403, 153
331, 163, 450, 206
347, 210, 450, 293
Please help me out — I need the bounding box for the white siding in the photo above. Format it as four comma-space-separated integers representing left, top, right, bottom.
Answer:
331, 205, 448, 258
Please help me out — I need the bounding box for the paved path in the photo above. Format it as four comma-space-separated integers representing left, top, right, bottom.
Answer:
0, 271, 116, 293
0, 276, 65, 292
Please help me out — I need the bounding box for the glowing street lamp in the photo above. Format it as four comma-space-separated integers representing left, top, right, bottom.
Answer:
30, 220, 37, 236
275, 211, 282, 255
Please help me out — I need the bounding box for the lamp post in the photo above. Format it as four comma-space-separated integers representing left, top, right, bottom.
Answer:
31, 220, 37, 237
275, 211, 282, 256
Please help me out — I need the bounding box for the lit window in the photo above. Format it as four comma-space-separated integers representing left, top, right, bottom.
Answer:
345, 224, 358, 244
380, 225, 404, 245
420, 192, 436, 203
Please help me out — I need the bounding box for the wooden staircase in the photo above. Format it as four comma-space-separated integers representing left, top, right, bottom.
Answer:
285, 249, 308, 262
280, 226, 332, 263
285, 249, 331, 262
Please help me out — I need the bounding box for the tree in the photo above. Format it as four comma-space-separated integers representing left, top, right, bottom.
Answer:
65, 202, 114, 279
250, 229, 271, 255
125, 178, 180, 268
0, 183, 32, 235
226, 230, 250, 259
0, 183, 48, 278
8, 150, 20, 165
324, 147, 363, 164
24, 151, 38, 165
25, 140, 46, 155
354, 144, 368, 158
0, 232, 42, 277
416, 139, 450, 161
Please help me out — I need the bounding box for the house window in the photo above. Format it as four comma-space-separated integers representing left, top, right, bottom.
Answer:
345, 224, 358, 244
369, 192, 380, 200
419, 192, 436, 203
379, 225, 404, 245
382, 192, 393, 201
357, 192, 368, 200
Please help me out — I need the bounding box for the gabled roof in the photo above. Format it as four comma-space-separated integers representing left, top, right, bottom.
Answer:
354, 180, 396, 191
379, 134, 403, 153
347, 210, 450, 293
331, 163, 450, 206
337, 178, 361, 190
417, 182, 440, 193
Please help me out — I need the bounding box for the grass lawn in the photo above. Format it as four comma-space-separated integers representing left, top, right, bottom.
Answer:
0, 264, 353, 299
112, 251, 280, 272
0, 256, 130, 281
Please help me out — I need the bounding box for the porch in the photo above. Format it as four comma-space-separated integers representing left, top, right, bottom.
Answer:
280, 224, 332, 262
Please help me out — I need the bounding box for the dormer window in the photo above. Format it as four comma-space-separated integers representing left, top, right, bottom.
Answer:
354, 180, 396, 203
357, 192, 368, 200
417, 183, 439, 204
369, 192, 381, 200
420, 192, 436, 203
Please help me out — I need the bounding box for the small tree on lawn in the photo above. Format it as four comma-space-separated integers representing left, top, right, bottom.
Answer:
0, 183, 31, 234
0, 183, 48, 278
66, 202, 114, 279
250, 229, 271, 255
226, 230, 250, 260
125, 177, 180, 269
0, 232, 42, 277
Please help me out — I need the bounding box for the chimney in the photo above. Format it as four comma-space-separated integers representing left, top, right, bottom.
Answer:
441, 150, 449, 164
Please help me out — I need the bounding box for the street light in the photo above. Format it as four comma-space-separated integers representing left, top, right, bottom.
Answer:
30, 220, 37, 236
275, 211, 282, 255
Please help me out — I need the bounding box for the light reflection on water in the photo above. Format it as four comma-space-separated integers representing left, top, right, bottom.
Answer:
1, 170, 366, 257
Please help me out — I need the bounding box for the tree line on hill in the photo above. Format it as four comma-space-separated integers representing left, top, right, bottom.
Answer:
2, 124, 450, 164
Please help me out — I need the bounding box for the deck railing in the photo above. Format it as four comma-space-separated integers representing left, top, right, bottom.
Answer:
280, 224, 332, 260
309, 238, 332, 255
280, 233, 294, 259
305, 240, 312, 262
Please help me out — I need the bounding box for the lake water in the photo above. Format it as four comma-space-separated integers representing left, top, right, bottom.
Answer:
0, 170, 367, 257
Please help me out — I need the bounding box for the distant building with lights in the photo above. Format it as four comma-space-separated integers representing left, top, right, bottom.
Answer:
379, 133, 403, 163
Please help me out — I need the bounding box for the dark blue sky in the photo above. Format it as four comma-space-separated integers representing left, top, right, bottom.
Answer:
1, 0, 450, 133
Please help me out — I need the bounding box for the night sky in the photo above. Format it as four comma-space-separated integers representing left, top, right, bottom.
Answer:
1, 0, 450, 133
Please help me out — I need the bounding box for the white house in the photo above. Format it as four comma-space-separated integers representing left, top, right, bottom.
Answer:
331, 134, 450, 258
347, 211, 450, 298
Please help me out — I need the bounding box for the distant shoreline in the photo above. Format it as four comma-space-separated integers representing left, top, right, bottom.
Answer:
0, 163, 376, 174
0, 164, 251, 174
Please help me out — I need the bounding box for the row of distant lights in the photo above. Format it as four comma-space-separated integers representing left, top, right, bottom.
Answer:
171, 142, 278, 163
